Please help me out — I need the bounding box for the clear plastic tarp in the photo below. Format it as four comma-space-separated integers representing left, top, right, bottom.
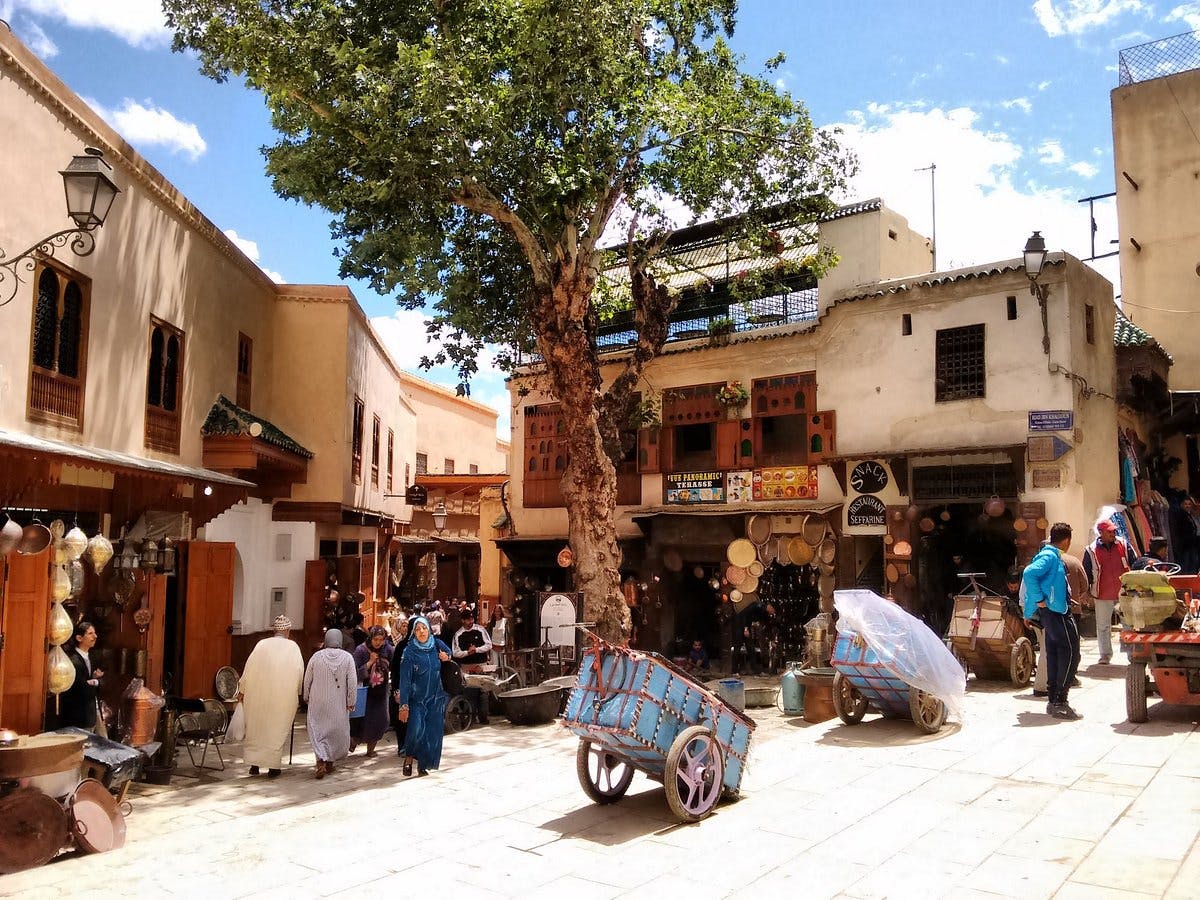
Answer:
834, 589, 966, 721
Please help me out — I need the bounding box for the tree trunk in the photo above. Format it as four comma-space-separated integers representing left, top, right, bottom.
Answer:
535, 269, 629, 645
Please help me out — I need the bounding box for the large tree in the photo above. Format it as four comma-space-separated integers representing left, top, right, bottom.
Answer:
166, 0, 854, 642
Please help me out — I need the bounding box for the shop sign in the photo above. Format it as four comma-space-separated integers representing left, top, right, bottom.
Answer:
1029, 410, 1073, 432
405, 484, 428, 506
664, 471, 725, 504
847, 495, 887, 527
1027, 434, 1072, 462
753, 466, 818, 500
850, 460, 889, 494
538, 591, 579, 647
1030, 466, 1063, 489
727, 470, 754, 502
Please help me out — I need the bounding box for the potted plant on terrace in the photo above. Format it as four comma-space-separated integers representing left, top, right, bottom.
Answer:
716, 380, 750, 419
707, 316, 736, 346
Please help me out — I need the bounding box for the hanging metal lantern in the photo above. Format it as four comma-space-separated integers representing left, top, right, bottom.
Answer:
62, 526, 88, 561
48, 600, 73, 646
66, 559, 85, 598
47, 645, 76, 695
162, 538, 176, 574
119, 543, 138, 571
50, 565, 71, 602
141, 539, 159, 570
86, 533, 113, 573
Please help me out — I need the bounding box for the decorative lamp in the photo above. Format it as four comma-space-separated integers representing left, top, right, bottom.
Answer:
50, 565, 71, 602
47, 600, 73, 646
86, 533, 113, 573
47, 645, 76, 699
162, 538, 176, 575
1023, 230, 1047, 278
62, 525, 88, 560
60, 148, 120, 231
432, 502, 448, 532
66, 559, 85, 597
141, 539, 159, 570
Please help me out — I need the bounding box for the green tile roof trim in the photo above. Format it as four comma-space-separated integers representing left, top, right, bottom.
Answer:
201, 395, 315, 459
1114, 308, 1172, 362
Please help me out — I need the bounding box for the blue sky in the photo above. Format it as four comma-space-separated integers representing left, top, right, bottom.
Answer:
5, 1, 1199, 435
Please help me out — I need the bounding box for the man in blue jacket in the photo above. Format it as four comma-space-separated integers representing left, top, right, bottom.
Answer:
1023, 522, 1082, 720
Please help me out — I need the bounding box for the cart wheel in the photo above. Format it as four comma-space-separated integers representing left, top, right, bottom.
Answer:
1009, 637, 1034, 687
1126, 660, 1148, 723
832, 672, 867, 724
576, 740, 634, 805
664, 725, 725, 823
495, 662, 524, 689
444, 695, 474, 733
909, 688, 946, 734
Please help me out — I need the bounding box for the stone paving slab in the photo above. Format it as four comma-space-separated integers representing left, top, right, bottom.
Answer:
2, 639, 1198, 899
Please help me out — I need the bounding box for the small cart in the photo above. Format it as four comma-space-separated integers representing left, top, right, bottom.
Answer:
561, 635, 754, 823
1121, 629, 1200, 722
947, 573, 1035, 687
831, 631, 948, 734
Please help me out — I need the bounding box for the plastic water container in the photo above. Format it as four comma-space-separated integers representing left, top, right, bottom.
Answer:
716, 678, 746, 712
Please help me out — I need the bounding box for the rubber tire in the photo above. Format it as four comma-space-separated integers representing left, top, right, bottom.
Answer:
1126, 660, 1148, 724
1010, 637, 1035, 687
575, 740, 634, 805
444, 695, 474, 734
664, 725, 725, 823
909, 689, 947, 734
832, 671, 868, 724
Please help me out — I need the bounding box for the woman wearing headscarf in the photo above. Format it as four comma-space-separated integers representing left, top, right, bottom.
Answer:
303, 629, 357, 779
350, 625, 392, 757
396, 616, 451, 777
389, 615, 415, 756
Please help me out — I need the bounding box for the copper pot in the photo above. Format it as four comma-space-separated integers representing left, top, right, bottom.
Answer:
17, 521, 52, 556
0, 514, 20, 557
68, 778, 129, 854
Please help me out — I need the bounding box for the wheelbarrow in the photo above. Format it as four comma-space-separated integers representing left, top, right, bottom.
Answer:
831, 630, 948, 733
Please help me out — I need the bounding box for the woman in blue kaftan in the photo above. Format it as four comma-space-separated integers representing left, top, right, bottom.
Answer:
397, 616, 451, 776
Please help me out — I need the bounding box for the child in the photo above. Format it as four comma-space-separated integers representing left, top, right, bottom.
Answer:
687, 639, 709, 671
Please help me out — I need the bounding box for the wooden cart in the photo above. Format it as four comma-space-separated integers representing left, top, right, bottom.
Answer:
561, 635, 754, 823
831, 631, 948, 734
1121, 629, 1200, 723
947, 573, 1034, 687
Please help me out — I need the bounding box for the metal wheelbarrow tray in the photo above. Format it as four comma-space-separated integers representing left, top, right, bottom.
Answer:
561, 639, 754, 822
831, 631, 948, 734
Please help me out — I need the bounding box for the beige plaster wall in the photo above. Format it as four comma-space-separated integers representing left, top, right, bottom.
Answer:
1112, 69, 1200, 389
0, 33, 277, 464
402, 373, 507, 475
816, 207, 930, 309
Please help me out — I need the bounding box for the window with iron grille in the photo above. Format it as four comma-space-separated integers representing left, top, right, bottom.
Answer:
28, 261, 90, 429
415, 452, 428, 475
469, 463, 479, 475
387, 429, 395, 492
912, 464, 1018, 502
371, 415, 381, 487
935, 324, 986, 402
236, 332, 252, 408
145, 318, 185, 454
444, 458, 455, 475
351, 396, 364, 484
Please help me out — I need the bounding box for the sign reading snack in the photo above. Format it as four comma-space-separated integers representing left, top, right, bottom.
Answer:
847, 495, 887, 527
664, 471, 725, 504
752, 467, 818, 500
850, 460, 889, 494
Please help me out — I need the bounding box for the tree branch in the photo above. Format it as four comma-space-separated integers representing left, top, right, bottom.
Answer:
450, 178, 552, 288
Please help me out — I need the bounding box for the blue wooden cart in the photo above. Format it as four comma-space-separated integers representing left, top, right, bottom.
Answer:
831, 630, 947, 734
562, 636, 755, 822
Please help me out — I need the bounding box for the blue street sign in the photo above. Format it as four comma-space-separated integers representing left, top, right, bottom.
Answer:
1049, 436, 1072, 460
1029, 410, 1073, 432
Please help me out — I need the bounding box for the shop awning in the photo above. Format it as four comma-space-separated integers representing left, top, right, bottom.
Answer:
0, 427, 253, 487
630, 501, 842, 520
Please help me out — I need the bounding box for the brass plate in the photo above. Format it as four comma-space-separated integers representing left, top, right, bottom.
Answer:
726, 539, 756, 568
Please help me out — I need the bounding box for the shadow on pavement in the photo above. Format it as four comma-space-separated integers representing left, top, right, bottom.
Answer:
1014, 710, 1060, 728
535, 790, 673, 845
1081, 663, 1124, 680
1108, 702, 1200, 735
816, 719, 961, 748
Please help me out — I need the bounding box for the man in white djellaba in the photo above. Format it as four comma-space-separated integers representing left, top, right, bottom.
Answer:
237, 615, 305, 778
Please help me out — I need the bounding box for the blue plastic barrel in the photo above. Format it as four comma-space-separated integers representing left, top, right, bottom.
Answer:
717, 678, 746, 712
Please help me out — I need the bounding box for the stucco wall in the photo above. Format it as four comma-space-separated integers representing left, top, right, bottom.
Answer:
1112, 68, 1200, 389
402, 373, 507, 475
816, 207, 930, 311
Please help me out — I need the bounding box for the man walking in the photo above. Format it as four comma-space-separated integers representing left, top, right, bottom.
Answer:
238, 615, 305, 778
1082, 521, 1135, 664
1023, 523, 1082, 720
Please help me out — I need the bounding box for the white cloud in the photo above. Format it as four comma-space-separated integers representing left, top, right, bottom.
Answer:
12, 0, 168, 47
1069, 160, 1101, 177
1002, 97, 1033, 113
84, 97, 206, 161
995, 54, 1010, 65
1037, 80, 1053, 91
222, 229, 285, 283
830, 103, 1119, 292
14, 18, 58, 57
1038, 140, 1066, 164
1033, 0, 1149, 38
1165, 3, 1200, 32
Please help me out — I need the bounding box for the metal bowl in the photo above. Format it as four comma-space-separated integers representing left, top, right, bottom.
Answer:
17, 521, 52, 556
498, 685, 564, 726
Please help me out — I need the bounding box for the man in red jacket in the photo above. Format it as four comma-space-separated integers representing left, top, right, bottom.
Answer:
1082, 521, 1136, 664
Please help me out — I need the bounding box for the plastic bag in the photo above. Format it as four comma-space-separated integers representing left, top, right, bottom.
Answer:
834, 589, 966, 721
226, 702, 246, 742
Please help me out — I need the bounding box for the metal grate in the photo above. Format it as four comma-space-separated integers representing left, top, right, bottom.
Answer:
935, 324, 986, 402
1118, 30, 1200, 86
912, 464, 1018, 503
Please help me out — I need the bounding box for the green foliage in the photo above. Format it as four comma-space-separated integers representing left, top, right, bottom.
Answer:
163, 0, 855, 387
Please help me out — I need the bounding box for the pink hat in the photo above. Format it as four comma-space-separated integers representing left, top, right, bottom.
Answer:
1097, 521, 1117, 534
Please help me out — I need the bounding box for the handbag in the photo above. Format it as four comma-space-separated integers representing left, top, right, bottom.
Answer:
350, 686, 369, 718
226, 701, 246, 741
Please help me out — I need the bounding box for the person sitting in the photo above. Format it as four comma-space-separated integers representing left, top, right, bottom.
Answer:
1134, 537, 1171, 571
451, 608, 493, 725
687, 639, 710, 671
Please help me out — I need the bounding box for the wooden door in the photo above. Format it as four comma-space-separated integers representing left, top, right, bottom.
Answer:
182, 541, 235, 698
303, 560, 327, 645
359, 554, 375, 623
144, 574, 167, 694
0, 550, 50, 735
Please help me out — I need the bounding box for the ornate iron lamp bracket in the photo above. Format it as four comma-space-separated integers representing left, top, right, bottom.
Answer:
0, 227, 97, 307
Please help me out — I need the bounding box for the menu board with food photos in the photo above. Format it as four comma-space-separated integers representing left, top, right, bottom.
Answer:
752, 466, 818, 500
727, 470, 754, 502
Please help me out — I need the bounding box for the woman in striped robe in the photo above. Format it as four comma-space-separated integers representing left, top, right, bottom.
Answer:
303, 629, 357, 778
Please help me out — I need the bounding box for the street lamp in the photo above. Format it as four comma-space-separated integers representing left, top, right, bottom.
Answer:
1023, 230, 1050, 355
431, 501, 448, 533
0, 148, 121, 308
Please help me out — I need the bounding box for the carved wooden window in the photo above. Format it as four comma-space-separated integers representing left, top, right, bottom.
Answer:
371, 414, 381, 487
387, 429, 395, 492
935, 324, 986, 401
28, 261, 90, 429
524, 403, 566, 507
444, 458, 455, 475
751, 372, 815, 417
236, 332, 252, 408
351, 396, 364, 484
415, 452, 428, 475
145, 318, 184, 454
